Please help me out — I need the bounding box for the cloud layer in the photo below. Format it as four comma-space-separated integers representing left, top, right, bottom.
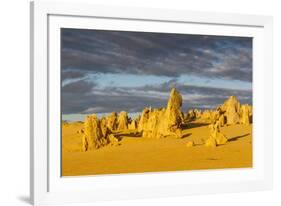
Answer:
61, 28, 252, 115
62, 78, 252, 114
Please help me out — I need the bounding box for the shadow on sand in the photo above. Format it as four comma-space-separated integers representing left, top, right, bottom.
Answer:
181, 133, 192, 139
114, 131, 142, 139
228, 133, 250, 142
182, 122, 209, 130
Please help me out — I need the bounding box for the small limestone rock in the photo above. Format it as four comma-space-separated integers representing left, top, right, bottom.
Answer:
205, 120, 228, 147
205, 137, 217, 147
186, 141, 194, 147
215, 132, 228, 145
108, 134, 119, 146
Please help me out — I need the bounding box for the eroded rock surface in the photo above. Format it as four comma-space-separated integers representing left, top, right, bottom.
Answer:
117, 111, 129, 131
128, 119, 137, 130
205, 121, 228, 147
82, 115, 109, 151
221, 96, 241, 125
138, 88, 184, 139
106, 112, 118, 132
80, 90, 251, 151
240, 104, 251, 125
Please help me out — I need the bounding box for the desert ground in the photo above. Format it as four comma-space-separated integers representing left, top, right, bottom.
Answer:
62, 120, 252, 176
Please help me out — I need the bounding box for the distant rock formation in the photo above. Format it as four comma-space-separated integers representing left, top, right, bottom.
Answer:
128, 119, 137, 130
145, 108, 166, 138
117, 111, 129, 131
138, 108, 150, 133
240, 104, 251, 125
190, 96, 252, 126
106, 112, 118, 132
201, 110, 211, 120
185, 109, 202, 122
221, 96, 241, 125
100, 117, 111, 138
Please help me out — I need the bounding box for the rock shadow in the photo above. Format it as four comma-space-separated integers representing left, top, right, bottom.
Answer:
181, 133, 192, 139
206, 158, 219, 160
114, 131, 142, 139
228, 133, 250, 142
182, 122, 209, 130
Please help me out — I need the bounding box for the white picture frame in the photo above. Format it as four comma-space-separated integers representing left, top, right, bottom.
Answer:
30, 0, 273, 205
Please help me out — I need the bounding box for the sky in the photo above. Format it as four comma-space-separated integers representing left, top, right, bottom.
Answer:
61, 28, 252, 121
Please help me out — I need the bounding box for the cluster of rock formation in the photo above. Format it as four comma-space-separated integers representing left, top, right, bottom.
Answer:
138, 88, 184, 139
81, 88, 252, 151
184, 96, 252, 147
82, 112, 124, 151
185, 96, 252, 126
81, 88, 185, 151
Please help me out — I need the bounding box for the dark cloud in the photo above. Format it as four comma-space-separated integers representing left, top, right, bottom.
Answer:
61, 29, 252, 82
139, 79, 251, 99
61, 70, 86, 81
61, 79, 252, 114
62, 79, 96, 93
61, 29, 252, 115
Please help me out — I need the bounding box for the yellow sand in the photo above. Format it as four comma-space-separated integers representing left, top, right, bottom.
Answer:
62, 121, 252, 176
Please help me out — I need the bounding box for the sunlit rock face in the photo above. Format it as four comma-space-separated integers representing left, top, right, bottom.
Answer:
221, 96, 241, 125
117, 111, 129, 131
100, 117, 109, 138
80, 89, 252, 151
218, 114, 226, 127
138, 88, 184, 139
143, 108, 166, 139
138, 107, 150, 133
164, 88, 184, 132
160, 88, 184, 138
240, 104, 252, 125
218, 96, 253, 127
82, 115, 109, 151
106, 112, 118, 132
205, 121, 228, 147
128, 119, 137, 130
